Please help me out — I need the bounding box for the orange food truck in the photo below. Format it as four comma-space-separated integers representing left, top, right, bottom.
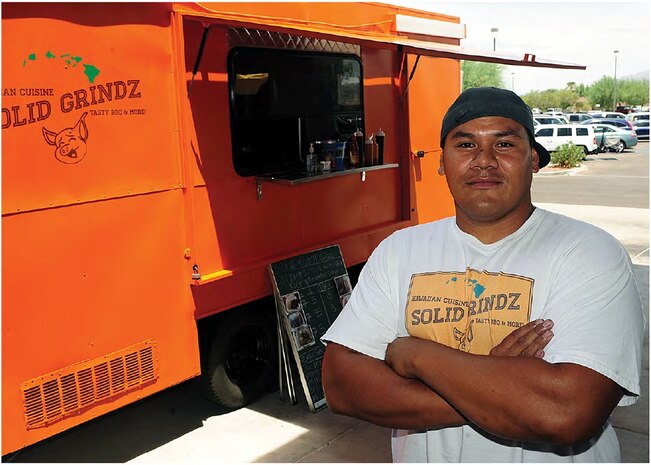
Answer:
2, 2, 584, 454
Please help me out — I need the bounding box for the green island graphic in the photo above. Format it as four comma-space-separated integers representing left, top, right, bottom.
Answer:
23, 51, 100, 83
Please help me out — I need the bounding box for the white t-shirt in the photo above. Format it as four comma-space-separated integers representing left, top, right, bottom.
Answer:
322, 208, 645, 462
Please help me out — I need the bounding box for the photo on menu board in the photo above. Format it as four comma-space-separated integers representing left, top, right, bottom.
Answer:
281, 291, 302, 314
334, 275, 352, 296
340, 293, 351, 308
288, 309, 307, 329
292, 325, 316, 351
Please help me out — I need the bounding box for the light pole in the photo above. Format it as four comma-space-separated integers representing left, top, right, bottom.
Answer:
613, 50, 619, 111
511, 73, 515, 92
491, 27, 499, 51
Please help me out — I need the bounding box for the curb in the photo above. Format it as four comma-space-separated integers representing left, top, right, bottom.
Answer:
535, 165, 588, 176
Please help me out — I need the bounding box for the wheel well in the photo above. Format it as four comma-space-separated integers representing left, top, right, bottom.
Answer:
192, 261, 367, 409
197, 295, 277, 350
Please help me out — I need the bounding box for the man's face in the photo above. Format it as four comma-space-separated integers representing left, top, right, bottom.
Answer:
439, 116, 540, 226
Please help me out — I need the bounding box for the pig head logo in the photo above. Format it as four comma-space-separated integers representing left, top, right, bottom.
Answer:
42, 112, 89, 164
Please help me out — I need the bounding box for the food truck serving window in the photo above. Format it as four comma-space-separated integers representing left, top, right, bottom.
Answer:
228, 47, 364, 177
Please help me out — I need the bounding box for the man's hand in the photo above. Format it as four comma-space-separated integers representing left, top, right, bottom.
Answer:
385, 336, 425, 378
490, 318, 554, 358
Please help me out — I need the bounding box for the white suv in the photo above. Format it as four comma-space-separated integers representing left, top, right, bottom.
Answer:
534, 124, 597, 154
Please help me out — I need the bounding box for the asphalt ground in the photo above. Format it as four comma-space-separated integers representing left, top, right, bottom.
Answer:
6, 142, 649, 463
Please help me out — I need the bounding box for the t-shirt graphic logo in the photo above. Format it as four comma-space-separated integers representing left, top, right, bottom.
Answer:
453, 320, 473, 352
405, 269, 533, 354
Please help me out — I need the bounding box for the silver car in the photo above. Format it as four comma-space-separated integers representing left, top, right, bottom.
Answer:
566, 113, 594, 124
590, 124, 638, 152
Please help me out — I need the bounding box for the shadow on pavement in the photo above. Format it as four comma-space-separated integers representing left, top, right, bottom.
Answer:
5, 379, 227, 463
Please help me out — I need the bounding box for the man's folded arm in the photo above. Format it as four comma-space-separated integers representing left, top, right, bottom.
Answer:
322, 342, 467, 430
387, 337, 624, 446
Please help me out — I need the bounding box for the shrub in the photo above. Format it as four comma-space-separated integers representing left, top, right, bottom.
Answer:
551, 142, 584, 168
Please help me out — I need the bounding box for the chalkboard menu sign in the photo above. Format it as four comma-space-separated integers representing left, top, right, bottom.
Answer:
269, 245, 351, 412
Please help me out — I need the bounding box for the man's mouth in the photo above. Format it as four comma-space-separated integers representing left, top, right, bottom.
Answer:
467, 177, 501, 189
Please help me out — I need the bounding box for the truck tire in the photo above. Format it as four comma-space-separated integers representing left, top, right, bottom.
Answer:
202, 309, 277, 409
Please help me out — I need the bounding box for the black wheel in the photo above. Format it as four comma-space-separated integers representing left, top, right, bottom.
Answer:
202, 308, 277, 409
614, 140, 625, 153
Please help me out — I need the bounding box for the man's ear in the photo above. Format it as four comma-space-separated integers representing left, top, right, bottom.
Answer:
438, 152, 445, 176
531, 146, 541, 173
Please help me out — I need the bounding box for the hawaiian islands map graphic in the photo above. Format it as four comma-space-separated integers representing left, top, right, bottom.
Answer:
447, 276, 486, 299
23, 51, 100, 83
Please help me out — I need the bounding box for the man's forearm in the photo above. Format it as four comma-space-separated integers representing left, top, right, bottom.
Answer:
322, 343, 466, 430
390, 338, 622, 445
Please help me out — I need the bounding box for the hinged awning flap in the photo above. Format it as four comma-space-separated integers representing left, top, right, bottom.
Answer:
174, 3, 586, 70
393, 37, 586, 70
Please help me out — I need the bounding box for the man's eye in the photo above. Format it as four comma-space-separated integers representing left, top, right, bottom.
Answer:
457, 142, 475, 148
496, 141, 513, 147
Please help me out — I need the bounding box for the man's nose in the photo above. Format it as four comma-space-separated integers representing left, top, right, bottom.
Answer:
471, 145, 498, 169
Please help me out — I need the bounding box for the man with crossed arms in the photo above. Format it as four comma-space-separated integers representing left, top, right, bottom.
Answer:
322, 87, 644, 462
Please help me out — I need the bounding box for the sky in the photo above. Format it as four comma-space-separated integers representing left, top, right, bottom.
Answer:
386, 0, 650, 95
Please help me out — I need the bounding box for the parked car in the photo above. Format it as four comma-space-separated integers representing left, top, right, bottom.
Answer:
632, 120, 649, 140
534, 124, 597, 154
627, 112, 650, 122
565, 113, 594, 124
600, 112, 627, 119
590, 123, 638, 151
585, 112, 627, 119
583, 118, 636, 132
616, 105, 633, 114
534, 115, 566, 125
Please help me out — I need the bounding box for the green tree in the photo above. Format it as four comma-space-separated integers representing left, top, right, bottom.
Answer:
586, 77, 649, 110
576, 83, 588, 98
522, 88, 580, 112
586, 76, 615, 110
461, 61, 505, 90
618, 79, 650, 106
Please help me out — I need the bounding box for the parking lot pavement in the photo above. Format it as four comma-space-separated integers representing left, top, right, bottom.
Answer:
534, 203, 649, 265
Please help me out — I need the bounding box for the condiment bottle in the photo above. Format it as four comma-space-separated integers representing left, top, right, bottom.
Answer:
354, 128, 364, 166
375, 128, 385, 165
364, 136, 374, 166
306, 142, 317, 175
348, 135, 359, 167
